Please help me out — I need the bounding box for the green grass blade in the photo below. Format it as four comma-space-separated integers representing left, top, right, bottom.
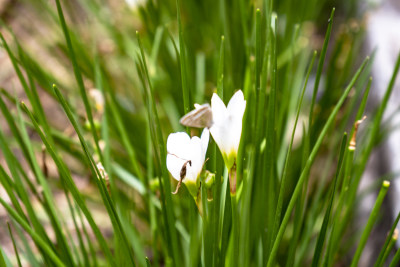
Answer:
271, 50, 317, 253
350, 181, 390, 267
176, 0, 190, 114
0, 198, 66, 267
311, 133, 347, 267
308, 8, 335, 139
375, 211, 400, 267
54, 0, 102, 161
389, 242, 400, 267
7, 222, 22, 267
267, 56, 369, 267
20, 99, 116, 266
136, 31, 181, 266
50, 86, 136, 266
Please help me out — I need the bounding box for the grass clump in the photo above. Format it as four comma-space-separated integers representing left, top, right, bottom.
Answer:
0, 0, 399, 266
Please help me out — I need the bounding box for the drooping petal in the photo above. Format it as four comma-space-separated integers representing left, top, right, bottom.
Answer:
166, 154, 187, 181
166, 129, 210, 184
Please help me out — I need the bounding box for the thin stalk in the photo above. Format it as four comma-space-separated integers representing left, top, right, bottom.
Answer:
309, 8, 335, 142
7, 223, 22, 267
54, 0, 103, 162
267, 56, 369, 267
270, 50, 317, 250
0, 198, 66, 267
350, 181, 390, 267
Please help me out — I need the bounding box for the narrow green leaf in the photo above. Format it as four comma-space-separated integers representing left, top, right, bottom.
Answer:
271, 50, 317, 253
20, 99, 116, 266
311, 133, 347, 267
309, 8, 335, 140
375, 211, 400, 267
136, 31, 180, 266
0, 198, 66, 267
176, 0, 190, 114
350, 181, 390, 267
54, 0, 103, 162
7, 223, 22, 267
267, 56, 369, 267
50, 87, 136, 266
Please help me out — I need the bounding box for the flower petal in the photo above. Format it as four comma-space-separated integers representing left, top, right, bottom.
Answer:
167, 132, 191, 160
211, 93, 227, 124
210, 90, 246, 169
166, 154, 187, 181
227, 90, 246, 120
200, 128, 210, 157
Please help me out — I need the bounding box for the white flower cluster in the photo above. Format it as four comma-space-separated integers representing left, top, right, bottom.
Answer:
166, 90, 246, 196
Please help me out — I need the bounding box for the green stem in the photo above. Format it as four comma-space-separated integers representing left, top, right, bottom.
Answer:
231, 193, 239, 267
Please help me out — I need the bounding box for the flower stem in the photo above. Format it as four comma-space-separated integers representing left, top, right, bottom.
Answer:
229, 163, 237, 195
231, 193, 239, 267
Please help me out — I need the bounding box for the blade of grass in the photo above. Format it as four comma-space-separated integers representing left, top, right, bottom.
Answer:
376, 229, 398, 267
49, 87, 136, 266
350, 180, 390, 267
265, 14, 278, 259
16, 101, 75, 266
20, 99, 116, 266
309, 8, 335, 142
375, 211, 400, 267
267, 56, 369, 267
136, 31, 181, 266
352, 52, 400, 203
7, 222, 22, 267
54, 0, 103, 162
270, 50, 317, 253
311, 133, 347, 267
176, 0, 190, 115
389, 242, 400, 267
0, 198, 66, 267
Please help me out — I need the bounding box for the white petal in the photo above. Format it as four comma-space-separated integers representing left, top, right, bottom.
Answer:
166, 154, 186, 181
210, 91, 246, 168
227, 90, 246, 120
211, 93, 227, 124
166, 130, 209, 183
200, 128, 210, 157
167, 132, 191, 160
210, 122, 231, 155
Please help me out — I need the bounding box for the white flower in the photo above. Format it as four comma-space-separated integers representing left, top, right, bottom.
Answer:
210, 90, 246, 169
166, 128, 210, 196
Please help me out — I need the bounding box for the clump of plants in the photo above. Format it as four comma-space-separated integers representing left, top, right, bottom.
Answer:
0, 0, 399, 266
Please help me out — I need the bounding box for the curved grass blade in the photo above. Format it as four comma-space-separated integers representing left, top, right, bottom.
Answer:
311, 133, 347, 267
54, 0, 103, 163
0, 198, 66, 267
136, 31, 181, 266
375, 211, 400, 267
270, 50, 317, 254
7, 222, 22, 267
309, 8, 335, 142
50, 86, 136, 266
20, 100, 116, 266
350, 181, 390, 267
176, 0, 190, 114
267, 56, 369, 267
